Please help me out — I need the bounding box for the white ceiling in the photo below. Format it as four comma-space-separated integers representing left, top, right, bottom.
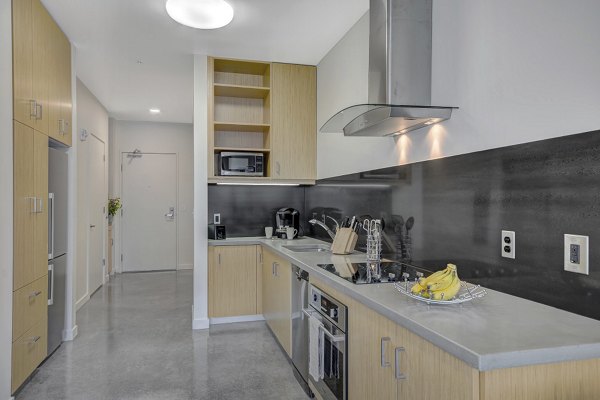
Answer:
42, 0, 368, 123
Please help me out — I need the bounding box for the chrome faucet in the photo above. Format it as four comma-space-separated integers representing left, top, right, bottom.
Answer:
309, 214, 339, 240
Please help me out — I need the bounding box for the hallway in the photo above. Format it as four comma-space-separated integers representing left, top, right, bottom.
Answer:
17, 271, 307, 400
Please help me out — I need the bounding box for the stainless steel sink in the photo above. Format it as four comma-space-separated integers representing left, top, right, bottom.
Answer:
283, 244, 331, 253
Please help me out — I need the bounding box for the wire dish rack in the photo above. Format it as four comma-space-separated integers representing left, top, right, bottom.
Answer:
394, 277, 487, 305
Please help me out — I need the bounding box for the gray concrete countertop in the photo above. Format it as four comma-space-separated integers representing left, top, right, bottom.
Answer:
209, 236, 600, 371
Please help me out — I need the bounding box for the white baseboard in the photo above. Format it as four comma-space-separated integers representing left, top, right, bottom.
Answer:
177, 263, 193, 270
193, 317, 210, 330
210, 314, 265, 325
63, 325, 78, 341
75, 294, 90, 311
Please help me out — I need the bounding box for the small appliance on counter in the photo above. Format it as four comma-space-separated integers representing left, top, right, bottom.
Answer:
275, 207, 300, 239
208, 224, 226, 240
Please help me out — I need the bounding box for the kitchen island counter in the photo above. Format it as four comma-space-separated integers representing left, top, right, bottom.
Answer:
209, 237, 600, 371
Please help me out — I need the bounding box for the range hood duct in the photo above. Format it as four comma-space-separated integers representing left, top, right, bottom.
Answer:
320, 0, 457, 137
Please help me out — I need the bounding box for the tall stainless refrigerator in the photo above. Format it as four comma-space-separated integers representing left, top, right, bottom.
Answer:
48, 147, 68, 355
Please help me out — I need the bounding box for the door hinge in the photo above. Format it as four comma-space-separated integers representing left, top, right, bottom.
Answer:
102, 258, 106, 266
120, 208, 123, 216
103, 206, 106, 214
120, 164, 123, 172
121, 254, 123, 262
103, 154, 106, 162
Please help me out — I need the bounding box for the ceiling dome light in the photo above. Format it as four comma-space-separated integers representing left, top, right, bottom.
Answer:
166, 0, 234, 29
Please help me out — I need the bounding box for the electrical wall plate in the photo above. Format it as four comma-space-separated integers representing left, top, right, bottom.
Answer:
564, 234, 589, 275
213, 213, 221, 225
501, 230, 515, 259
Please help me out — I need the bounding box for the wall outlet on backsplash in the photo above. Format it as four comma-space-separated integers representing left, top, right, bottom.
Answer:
501, 230, 516, 259
213, 213, 221, 224
564, 234, 589, 275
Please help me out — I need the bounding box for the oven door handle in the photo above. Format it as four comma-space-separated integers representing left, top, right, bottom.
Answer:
302, 308, 346, 343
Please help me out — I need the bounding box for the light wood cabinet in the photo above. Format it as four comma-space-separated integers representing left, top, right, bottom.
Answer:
208, 246, 259, 318
262, 247, 292, 356
12, 0, 34, 126
12, 0, 72, 145
12, 276, 47, 341
13, 122, 48, 291
11, 315, 47, 393
207, 57, 316, 184
271, 63, 316, 180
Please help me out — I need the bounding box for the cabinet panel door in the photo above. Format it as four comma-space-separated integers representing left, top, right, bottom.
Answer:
13, 122, 35, 290
208, 246, 257, 317
271, 63, 316, 180
348, 300, 398, 400
47, 19, 61, 142
59, 31, 72, 146
11, 315, 47, 393
33, 130, 48, 280
256, 246, 263, 314
262, 248, 276, 328
12, 0, 34, 127
31, 0, 51, 135
396, 324, 479, 400
273, 257, 291, 356
12, 276, 47, 340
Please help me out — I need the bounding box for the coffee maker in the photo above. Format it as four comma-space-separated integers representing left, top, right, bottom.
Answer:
275, 208, 300, 239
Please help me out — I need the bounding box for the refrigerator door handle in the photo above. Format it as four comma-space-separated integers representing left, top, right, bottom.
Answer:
48, 263, 54, 306
48, 193, 55, 259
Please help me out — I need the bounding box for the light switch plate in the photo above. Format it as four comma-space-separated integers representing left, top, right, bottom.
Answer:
501, 230, 515, 259
564, 234, 589, 275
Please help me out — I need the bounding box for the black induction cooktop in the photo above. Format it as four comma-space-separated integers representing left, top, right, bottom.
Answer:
316, 261, 429, 285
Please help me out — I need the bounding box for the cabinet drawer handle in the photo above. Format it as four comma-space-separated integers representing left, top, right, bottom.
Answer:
395, 347, 407, 380
30, 100, 37, 118
36, 103, 43, 120
37, 198, 43, 213
29, 290, 42, 299
30, 336, 41, 343
381, 337, 391, 367
218, 253, 221, 265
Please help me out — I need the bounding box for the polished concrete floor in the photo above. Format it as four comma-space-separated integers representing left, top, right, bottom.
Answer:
17, 271, 308, 400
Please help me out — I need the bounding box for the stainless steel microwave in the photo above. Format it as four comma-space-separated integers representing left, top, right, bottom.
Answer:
216, 152, 265, 176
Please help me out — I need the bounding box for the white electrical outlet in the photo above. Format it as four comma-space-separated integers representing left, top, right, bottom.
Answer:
564, 234, 589, 275
213, 213, 221, 225
501, 230, 515, 259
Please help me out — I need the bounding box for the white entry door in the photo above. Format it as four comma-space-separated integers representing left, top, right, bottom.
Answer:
121, 152, 177, 272
88, 135, 106, 294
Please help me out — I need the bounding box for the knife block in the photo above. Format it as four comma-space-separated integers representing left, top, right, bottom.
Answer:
331, 228, 358, 255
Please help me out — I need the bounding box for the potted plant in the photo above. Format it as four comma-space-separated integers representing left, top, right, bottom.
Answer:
108, 198, 122, 225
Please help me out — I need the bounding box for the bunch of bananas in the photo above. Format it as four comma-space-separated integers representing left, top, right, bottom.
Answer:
411, 263, 461, 301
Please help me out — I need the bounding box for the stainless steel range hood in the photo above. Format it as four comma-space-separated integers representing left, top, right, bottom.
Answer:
320, 0, 457, 137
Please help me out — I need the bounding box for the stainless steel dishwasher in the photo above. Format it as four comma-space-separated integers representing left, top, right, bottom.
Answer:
291, 264, 313, 397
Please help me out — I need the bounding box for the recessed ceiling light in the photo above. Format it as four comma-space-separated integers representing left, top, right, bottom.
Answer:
149, 108, 161, 114
166, 0, 234, 29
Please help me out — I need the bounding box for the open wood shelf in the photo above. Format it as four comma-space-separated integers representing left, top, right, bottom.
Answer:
214, 83, 270, 99
214, 122, 270, 133
213, 147, 271, 153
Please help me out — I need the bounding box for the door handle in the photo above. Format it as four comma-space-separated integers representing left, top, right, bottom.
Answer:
29, 290, 42, 299
164, 207, 175, 220
395, 347, 407, 380
90, 224, 96, 229
381, 337, 391, 367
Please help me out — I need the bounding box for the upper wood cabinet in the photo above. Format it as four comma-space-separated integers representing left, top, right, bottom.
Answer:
207, 57, 316, 184
271, 63, 316, 181
13, 0, 72, 146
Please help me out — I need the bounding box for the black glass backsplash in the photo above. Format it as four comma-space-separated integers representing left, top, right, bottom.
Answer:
305, 129, 600, 320
208, 129, 600, 320
207, 185, 307, 237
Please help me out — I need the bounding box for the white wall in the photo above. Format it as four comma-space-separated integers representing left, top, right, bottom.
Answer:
75, 79, 109, 309
109, 120, 194, 271
317, 1, 600, 179
0, 0, 13, 397
193, 55, 209, 330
